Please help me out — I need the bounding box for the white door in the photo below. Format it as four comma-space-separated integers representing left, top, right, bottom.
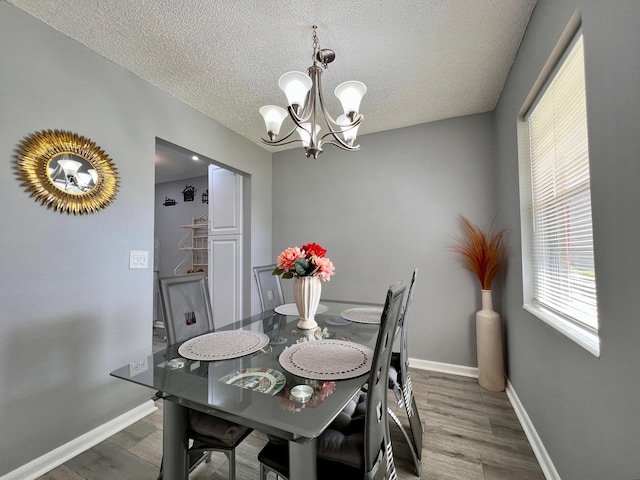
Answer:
208, 165, 243, 328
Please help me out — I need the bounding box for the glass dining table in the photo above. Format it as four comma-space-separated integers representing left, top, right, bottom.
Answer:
110, 299, 382, 480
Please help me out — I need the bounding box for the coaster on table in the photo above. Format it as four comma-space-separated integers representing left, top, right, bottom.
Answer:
279, 339, 374, 380
178, 331, 270, 361
274, 303, 329, 316
340, 307, 384, 324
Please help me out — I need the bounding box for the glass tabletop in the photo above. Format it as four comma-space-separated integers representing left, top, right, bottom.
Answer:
111, 300, 381, 440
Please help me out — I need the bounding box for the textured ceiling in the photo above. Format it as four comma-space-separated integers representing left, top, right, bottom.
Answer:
9, 0, 535, 180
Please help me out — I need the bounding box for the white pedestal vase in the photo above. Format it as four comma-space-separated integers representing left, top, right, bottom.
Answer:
476, 289, 505, 392
293, 276, 321, 330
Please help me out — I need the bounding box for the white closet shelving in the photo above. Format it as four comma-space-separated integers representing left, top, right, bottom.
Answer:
174, 213, 208, 276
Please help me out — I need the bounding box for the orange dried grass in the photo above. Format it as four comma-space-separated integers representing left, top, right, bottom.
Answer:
450, 215, 508, 290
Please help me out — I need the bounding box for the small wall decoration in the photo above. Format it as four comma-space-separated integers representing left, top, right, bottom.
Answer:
202, 189, 208, 204
182, 185, 196, 202
15, 129, 119, 214
163, 196, 177, 206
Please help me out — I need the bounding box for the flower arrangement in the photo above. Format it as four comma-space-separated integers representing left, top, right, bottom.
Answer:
272, 243, 335, 281
280, 381, 336, 413
450, 215, 508, 290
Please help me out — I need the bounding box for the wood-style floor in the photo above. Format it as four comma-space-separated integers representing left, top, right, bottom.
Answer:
37, 330, 545, 480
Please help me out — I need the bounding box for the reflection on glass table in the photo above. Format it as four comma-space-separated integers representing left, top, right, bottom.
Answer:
111, 299, 381, 480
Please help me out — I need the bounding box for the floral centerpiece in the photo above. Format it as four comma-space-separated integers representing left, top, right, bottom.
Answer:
272, 243, 335, 330
272, 242, 335, 280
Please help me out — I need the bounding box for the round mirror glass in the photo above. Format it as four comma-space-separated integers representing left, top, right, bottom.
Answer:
47, 153, 98, 194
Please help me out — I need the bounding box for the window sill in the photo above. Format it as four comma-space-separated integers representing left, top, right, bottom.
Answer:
523, 303, 600, 357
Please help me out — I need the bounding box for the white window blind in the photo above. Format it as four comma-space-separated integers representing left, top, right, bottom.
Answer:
525, 32, 599, 334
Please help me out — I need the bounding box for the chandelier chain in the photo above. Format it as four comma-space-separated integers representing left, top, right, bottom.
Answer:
311, 25, 329, 69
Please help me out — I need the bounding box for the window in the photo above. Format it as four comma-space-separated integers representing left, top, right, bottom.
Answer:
518, 29, 599, 356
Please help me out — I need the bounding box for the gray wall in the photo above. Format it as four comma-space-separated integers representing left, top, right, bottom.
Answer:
273, 113, 498, 367
495, 1, 640, 478
0, 4, 272, 476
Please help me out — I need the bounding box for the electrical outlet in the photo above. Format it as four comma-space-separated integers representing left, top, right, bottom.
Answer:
129, 357, 148, 376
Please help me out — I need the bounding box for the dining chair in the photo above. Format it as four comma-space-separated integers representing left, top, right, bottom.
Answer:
254, 264, 285, 312
157, 273, 253, 480
257, 280, 407, 480
387, 268, 423, 476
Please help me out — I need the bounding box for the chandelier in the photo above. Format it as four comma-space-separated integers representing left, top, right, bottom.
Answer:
259, 25, 367, 159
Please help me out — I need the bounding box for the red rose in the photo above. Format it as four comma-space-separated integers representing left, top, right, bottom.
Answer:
302, 243, 327, 258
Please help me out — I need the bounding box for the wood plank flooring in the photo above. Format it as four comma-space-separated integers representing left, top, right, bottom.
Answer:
38, 331, 545, 479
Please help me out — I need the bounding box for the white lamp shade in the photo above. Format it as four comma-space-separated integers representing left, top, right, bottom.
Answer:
278, 71, 312, 108
337, 114, 360, 143
334, 81, 367, 115
56, 159, 83, 176
296, 123, 320, 147
259, 105, 288, 135
76, 172, 95, 189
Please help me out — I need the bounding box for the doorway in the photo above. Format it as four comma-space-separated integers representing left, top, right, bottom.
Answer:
154, 138, 249, 331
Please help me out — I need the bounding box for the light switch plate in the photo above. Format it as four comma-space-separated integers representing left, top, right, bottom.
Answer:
129, 250, 149, 269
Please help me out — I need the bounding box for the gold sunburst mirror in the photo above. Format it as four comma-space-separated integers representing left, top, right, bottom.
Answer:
16, 130, 119, 215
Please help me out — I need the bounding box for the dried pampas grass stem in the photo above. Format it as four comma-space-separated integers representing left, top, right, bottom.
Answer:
450, 215, 507, 290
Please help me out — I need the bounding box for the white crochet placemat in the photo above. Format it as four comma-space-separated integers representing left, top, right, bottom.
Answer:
279, 339, 374, 380
340, 307, 384, 324
178, 331, 270, 361
274, 303, 329, 316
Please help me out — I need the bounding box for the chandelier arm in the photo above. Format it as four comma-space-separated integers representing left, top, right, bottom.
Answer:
314, 67, 340, 128
262, 137, 304, 147
288, 106, 312, 125
311, 64, 345, 151
322, 114, 363, 134
322, 140, 361, 152
261, 124, 303, 146
313, 66, 363, 152
319, 130, 360, 150
317, 96, 364, 150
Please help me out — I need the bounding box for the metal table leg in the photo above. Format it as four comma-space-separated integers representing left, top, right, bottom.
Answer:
289, 437, 317, 480
163, 400, 189, 480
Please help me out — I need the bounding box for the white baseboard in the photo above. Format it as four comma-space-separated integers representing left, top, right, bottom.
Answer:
506, 380, 560, 480
1, 400, 157, 480
409, 357, 479, 378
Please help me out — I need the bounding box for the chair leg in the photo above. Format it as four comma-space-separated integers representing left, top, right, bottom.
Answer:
387, 407, 421, 477
228, 449, 236, 480
156, 455, 165, 480
260, 463, 286, 480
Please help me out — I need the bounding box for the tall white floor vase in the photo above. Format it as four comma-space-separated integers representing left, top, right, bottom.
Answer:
476, 289, 505, 392
293, 276, 321, 330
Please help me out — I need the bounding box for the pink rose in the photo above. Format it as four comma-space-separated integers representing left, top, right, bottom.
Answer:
277, 247, 304, 272
313, 256, 335, 281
